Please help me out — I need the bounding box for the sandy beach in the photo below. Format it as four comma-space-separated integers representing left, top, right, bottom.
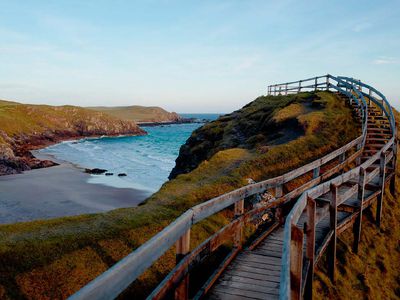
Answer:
0, 160, 151, 224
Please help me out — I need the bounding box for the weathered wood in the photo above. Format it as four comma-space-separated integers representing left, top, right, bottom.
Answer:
247, 222, 280, 251
353, 168, 366, 253
149, 220, 241, 300
194, 248, 240, 299
328, 183, 338, 282
234, 200, 245, 248
276, 184, 283, 198
290, 225, 304, 300
376, 152, 387, 227
365, 167, 380, 183
313, 166, 320, 179
175, 229, 191, 300
304, 196, 316, 299
338, 183, 358, 205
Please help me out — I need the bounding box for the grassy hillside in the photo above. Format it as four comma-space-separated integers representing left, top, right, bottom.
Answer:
0, 99, 145, 175
0, 92, 359, 299
87, 105, 181, 123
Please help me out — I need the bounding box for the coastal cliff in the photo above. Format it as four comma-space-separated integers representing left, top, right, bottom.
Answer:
87, 105, 182, 123
0, 100, 146, 175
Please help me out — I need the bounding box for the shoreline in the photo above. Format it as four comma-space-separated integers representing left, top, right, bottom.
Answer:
0, 131, 147, 176
0, 159, 152, 224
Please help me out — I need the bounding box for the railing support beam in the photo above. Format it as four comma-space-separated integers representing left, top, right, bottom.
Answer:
312, 167, 320, 179
276, 184, 283, 198
290, 225, 304, 300
305, 196, 316, 300
328, 183, 338, 282
376, 152, 387, 227
353, 168, 366, 254
234, 199, 244, 248
175, 229, 191, 300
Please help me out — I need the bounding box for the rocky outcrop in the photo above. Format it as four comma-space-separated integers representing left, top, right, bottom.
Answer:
0, 100, 146, 175
169, 93, 322, 179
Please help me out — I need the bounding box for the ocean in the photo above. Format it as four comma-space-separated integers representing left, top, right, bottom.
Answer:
39, 113, 221, 193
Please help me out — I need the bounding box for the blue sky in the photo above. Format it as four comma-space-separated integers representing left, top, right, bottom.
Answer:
0, 0, 399, 113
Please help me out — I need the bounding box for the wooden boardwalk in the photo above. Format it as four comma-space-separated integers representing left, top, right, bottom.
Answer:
70, 75, 396, 300
208, 228, 284, 299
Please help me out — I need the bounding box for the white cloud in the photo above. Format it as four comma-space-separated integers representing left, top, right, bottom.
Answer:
373, 57, 398, 65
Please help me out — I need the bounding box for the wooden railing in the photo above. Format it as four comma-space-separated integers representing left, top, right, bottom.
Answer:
70, 75, 369, 300
279, 76, 396, 300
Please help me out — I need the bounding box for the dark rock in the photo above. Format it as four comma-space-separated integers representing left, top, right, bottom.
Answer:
118, 173, 127, 177
29, 159, 58, 169
85, 168, 107, 175
105, 172, 114, 176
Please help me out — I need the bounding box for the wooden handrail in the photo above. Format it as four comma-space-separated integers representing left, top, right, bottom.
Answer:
70, 75, 371, 300
279, 77, 396, 300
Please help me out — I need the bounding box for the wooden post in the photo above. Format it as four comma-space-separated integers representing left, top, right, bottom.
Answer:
353, 167, 366, 254
339, 152, 346, 164
328, 183, 338, 282
279, 86, 282, 95
276, 207, 284, 225
234, 199, 244, 248
175, 229, 191, 300
390, 142, 397, 196
376, 152, 387, 227
290, 225, 304, 300
326, 76, 330, 91
314, 77, 318, 91
305, 196, 316, 299
356, 144, 362, 165
285, 83, 288, 95
368, 89, 372, 106
313, 166, 320, 179
298, 80, 302, 93
276, 184, 283, 198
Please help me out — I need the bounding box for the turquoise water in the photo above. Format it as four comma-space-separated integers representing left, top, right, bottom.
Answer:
39, 114, 221, 192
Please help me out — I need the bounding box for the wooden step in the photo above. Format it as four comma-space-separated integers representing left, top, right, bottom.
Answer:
367, 128, 391, 132
366, 138, 389, 142
365, 144, 387, 148
367, 133, 392, 138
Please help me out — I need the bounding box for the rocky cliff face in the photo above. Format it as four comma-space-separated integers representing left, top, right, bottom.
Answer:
169, 93, 321, 179
0, 100, 146, 175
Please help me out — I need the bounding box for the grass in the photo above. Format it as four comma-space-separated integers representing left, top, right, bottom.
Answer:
273, 103, 307, 122
0, 92, 359, 299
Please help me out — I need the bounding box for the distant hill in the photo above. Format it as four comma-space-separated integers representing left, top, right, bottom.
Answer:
0, 99, 145, 175
87, 105, 182, 123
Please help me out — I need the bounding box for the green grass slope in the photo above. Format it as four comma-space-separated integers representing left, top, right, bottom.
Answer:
87, 105, 181, 123
0, 92, 359, 299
